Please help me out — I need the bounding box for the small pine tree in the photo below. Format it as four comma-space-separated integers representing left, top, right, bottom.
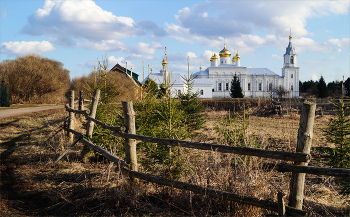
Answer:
0, 79, 10, 107
316, 90, 350, 196
144, 78, 159, 98
317, 76, 328, 98
178, 72, 205, 131
230, 73, 244, 98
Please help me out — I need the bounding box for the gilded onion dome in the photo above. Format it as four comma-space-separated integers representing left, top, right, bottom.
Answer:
162, 58, 167, 66
235, 47, 240, 60
232, 49, 236, 62
210, 54, 214, 62
212, 52, 218, 60
219, 44, 231, 57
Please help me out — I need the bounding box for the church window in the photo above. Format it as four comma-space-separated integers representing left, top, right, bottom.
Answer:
248, 83, 251, 91
212, 89, 214, 92
291, 85, 293, 91
226, 83, 229, 90
269, 83, 273, 91
200, 90, 204, 95
218, 83, 222, 91
291, 74, 293, 78
178, 90, 181, 94
258, 83, 262, 91
290, 56, 294, 64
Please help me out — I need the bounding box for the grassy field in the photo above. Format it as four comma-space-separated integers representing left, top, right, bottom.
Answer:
0, 108, 349, 216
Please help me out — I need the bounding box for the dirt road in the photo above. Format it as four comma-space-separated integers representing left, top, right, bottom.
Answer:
0, 105, 64, 119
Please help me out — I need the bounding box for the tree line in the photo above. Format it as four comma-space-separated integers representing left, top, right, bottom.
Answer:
300, 76, 350, 98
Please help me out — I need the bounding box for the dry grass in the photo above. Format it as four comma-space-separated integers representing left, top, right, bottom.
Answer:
0, 108, 349, 216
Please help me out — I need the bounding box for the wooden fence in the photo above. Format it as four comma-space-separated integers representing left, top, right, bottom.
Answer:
59, 90, 350, 217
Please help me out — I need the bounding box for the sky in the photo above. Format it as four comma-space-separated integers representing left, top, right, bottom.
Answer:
1, 0, 349, 84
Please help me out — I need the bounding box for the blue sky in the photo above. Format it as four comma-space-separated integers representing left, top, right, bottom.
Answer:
1, 0, 349, 83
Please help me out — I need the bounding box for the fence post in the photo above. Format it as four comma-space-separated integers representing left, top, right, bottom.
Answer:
78, 90, 84, 116
68, 90, 75, 143
278, 192, 286, 217
288, 101, 316, 210
86, 89, 100, 138
80, 89, 100, 162
122, 101, 138, 172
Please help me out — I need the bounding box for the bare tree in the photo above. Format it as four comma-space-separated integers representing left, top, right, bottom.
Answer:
270, 86, 290, 99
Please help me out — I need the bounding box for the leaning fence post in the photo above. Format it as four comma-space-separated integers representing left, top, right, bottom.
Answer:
86, 89, 100, 138
68, 90, 75, 143
80, 89, 100, 162
288, 101, 316, 210
122, 101, 138, 172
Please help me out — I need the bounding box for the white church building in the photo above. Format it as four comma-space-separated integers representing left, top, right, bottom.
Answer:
146, 33, 299, 98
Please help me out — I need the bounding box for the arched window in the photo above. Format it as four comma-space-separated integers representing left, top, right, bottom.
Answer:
218, 83, 222, 91
258, 83, 262, 91
248, 83, 251, 91
178, 90, 181, 94
291, 85, 293, 91
290, 56, 294, 64
226, 83, 229, 90
291, 74, 293, 78
200, 90, 204, 95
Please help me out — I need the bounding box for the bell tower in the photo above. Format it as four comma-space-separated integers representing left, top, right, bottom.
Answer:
282, 30, 299, 97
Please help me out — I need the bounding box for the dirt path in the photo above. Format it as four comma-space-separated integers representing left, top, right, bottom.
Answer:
0, 105, 64, 119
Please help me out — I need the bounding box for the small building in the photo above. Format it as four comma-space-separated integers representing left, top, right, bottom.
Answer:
109, 63, 142, 101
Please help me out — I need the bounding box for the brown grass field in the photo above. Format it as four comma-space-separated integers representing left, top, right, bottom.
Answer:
0, 107, 349, 216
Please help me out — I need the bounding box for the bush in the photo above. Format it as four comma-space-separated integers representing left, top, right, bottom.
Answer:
0, 54, 70, 104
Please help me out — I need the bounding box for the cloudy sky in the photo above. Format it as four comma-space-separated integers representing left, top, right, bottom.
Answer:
1, 0, 349, 83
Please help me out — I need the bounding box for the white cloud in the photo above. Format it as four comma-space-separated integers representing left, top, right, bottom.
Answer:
164, 22, 197, 43
327, 38, 350, 47
108, 56, 125, 68
1, 41, 56, 55
77, 40, 127, 52
271, 54, 282, 60
131, 42, 162, 55
295, 37, 336, 53
173, 1, 349, 40
127, 54, 155, 61
186, 51, 197, 58
21, 0, 165, 46
77, 40, 162, 55
311, 75, 318, 81
337, 49, 342, 53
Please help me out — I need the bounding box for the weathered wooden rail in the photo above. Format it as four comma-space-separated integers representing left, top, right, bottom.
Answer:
59, 90, 350, 216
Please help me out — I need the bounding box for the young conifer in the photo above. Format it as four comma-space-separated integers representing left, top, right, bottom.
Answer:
230, 73, 244, 98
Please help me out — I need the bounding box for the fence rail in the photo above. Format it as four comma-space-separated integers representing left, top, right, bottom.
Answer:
59, 90, 350, 216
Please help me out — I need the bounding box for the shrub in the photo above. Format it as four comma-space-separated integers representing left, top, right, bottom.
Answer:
0, 54, 70, 104
0, 79, 10, 107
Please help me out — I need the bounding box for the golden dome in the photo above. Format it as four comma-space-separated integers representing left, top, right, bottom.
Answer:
232, 55, 236, 62
212, 52, 218, 60
162, 58, 167, 66
210, 54, 214, 62
219, 44, 231, 57
235, 52, 240, 60
289, 29, 292, 40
